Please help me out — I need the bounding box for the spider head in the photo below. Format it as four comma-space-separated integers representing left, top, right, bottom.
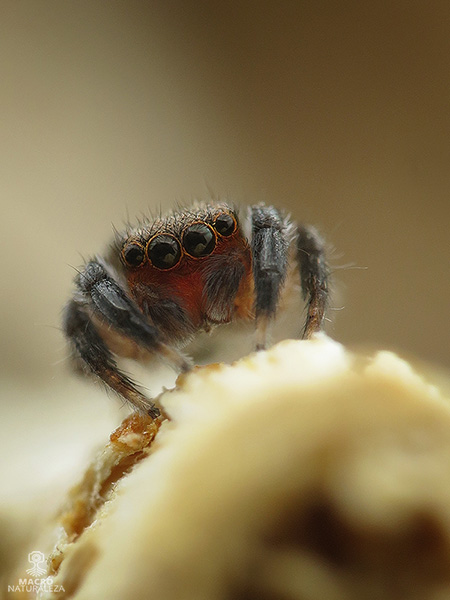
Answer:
121, 205, 253, 328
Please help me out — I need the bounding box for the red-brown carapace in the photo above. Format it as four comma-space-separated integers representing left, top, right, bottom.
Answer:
63, 202, 329, 417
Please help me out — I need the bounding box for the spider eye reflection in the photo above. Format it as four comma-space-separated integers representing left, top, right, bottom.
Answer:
122, 242, 145, 267
214, 213, 236, 237
147, 234, 182, 270
182, 223, 216, 258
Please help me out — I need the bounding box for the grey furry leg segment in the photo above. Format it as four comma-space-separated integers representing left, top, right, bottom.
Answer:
63, 299, 161, 418
76, 261, 160, 351
76, 261, 190, 372
296, 225, 329, 338
251, 205, 290, 349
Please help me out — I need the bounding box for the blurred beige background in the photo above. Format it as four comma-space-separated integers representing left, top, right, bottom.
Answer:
1, 0, 449, 561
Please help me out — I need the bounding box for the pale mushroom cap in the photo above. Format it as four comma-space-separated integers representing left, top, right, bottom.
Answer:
24, 337, 450, 600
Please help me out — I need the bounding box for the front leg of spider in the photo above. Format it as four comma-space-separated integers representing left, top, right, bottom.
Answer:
251, 205, 290, 350
296, 225, 329, 339
63, 260, 189, 417
251, 205, 330, 346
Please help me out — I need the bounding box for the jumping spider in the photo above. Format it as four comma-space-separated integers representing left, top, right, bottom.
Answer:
63, 202, 329, 418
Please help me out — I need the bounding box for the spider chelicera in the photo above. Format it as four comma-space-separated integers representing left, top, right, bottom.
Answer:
63, 202, 329, 418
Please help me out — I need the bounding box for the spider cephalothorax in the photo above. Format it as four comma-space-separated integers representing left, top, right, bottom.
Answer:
63, 202, 329, 417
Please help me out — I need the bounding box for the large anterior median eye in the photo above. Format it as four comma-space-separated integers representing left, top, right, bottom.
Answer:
147, 234, 182, 270
182, 222, 216, 258
122, 242, 145, 267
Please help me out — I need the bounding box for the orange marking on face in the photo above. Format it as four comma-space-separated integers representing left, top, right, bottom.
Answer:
233, 269, 255, 320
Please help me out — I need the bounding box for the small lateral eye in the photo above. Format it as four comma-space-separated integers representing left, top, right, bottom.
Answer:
122, 242, 145, 267
147, 234, 182, 270
182, 222, 216, 258
214, 213, 236, 237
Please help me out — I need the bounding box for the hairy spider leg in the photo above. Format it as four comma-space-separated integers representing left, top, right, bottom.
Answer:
64, 261, 189, 415
296, 225, 329, 339
64, 299, 161, 417
251, 204, 290, 350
